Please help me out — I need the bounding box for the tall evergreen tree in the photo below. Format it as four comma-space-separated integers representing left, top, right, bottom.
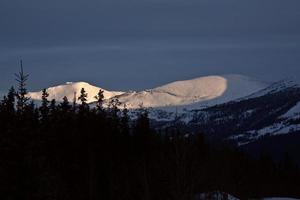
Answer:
78, 88, 88, 113
121, 104, 130, 136
78, 88, 87, 104
1, 87, 16, 115
72, 92, 77, 112
108, 97, 121, 119
135, 107, 150, 135
49, 99, 57, 115
15, 60, 29, 113
39, 89, 49, 121
95, 89, 104, 111
0, 87, 16, 133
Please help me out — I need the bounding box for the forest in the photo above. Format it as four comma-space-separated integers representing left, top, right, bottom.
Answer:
0, 69, 300, 200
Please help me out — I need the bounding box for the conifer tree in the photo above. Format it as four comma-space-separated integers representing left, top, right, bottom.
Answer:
121, 104, 130, 136
0, 87, 16, 132
1, 87, 16, 115
72, 92, 77, 112
108, 97, 121, 118
26, 100, 39, 120
59, 96, 71, 112
135, 106, 150, 135
78, 88, 89, 114
49, 99, 57, 115
39, 89, 49, 121
78, 88, 88, 110
95, 89, 104, 111
78, 88, 87, 104
15, 60, 29, 113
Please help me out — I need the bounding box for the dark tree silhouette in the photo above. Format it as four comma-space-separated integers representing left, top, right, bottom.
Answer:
78, 88, 88, 113
95, 89, 104, 111
121, 104, 130, 136
40, 88, 50, 121
0, 68, 300, 200
78, 88, 87, 104
15, 60, 29, 113
60, 96, 71, 113
1, 86, 16, 115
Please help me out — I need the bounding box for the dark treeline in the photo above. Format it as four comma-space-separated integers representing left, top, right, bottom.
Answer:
0, 69, 300, 200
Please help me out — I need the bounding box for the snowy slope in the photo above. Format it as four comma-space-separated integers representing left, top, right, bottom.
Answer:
229, 121, 300, 146
241, 79, 299, 100
29, 75, 268, 108
236, 101, 300, 145
29, 82, 124, 103
117, 75, 268, 109
281, 102, 300, 119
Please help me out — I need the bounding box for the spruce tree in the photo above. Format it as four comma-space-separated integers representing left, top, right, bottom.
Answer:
0, 87, 16, 132
121, 104, 130, 136
15, 60, 29, 113
39, 89, 49, 121
95, 89, 104, 111
59, 96, 71, 113
78, 88, 89, 114
78, 88, 87, 104
108, 97, 121, 119
49, 99, 57, 115
135, 107, 150, 135
1, 87, 16, 115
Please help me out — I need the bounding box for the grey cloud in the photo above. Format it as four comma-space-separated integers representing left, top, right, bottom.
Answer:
0, 0, 300, 92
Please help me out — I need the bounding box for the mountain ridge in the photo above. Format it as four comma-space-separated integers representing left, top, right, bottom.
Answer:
29, 81, 124, 104
28, 74, 268, 108
19, 74, 300, 146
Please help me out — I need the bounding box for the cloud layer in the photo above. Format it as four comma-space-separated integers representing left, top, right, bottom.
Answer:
0, 0, 300, 91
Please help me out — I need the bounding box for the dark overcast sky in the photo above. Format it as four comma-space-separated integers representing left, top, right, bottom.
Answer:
1, 0, 300, 92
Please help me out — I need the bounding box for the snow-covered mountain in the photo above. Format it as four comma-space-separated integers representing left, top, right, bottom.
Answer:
116, 74, 267, 109
26, 75, 300, 163
137, 78, 300, 148
224, 79, 300, 145
29, 81, 124, 103
27, 75, 300, 148
29, 74, 268, 108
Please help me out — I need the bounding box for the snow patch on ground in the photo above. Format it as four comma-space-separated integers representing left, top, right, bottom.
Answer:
281, 102, 300, 119
231, 122, 300, 146
196, 191, 239, 200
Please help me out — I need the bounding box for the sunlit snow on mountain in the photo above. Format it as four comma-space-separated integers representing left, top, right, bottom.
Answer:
28, 74, 268, 109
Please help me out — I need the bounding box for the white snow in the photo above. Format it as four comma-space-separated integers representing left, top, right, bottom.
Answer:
231, 100, 300, 144
281, 102, 300, 119
116, 74, 268, 109
29, 81, 124, 103
242, 78, 299, 100
232, 122, 300, 146
28, 74, 268, 109
196, 191, 239, 200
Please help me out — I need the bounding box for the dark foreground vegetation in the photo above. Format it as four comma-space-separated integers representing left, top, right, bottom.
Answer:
0, 68, 300, 200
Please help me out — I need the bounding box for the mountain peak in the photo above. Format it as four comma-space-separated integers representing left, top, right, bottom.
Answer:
117, 74, 268, 108
29, 81, 124, 103
63, 81, 94, 88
